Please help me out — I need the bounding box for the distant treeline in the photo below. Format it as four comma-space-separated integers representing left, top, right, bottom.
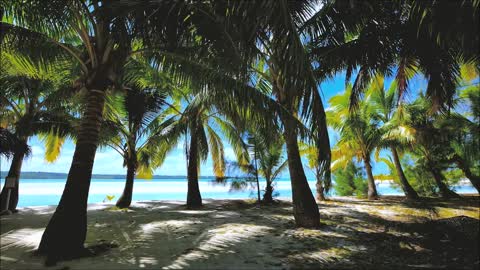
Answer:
0, 171, 217, 180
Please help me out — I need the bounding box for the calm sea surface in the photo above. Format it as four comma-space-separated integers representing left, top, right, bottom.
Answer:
0, 178, 477, 207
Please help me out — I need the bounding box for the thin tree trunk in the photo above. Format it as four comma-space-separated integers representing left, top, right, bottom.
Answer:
316, 179, 326, 201
454, 156, 480, 194
37, 88, 106, 261
116, 158, 136, 208
187, 128, 202, 208
253, 146, 261, 203
364, 156, 379, 200
263, 179, 273, 203
430, 167, 461, 199
0, 145, 26, 212
390, 147, 419, 200
282, 116, 320, 228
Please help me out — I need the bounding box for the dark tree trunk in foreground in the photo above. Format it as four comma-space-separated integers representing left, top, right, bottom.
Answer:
364, 156, 379, 200
316, 179, 326, 201
263, 179, 273, 203
116, 158, 137, 208
391, 147, 419, 200
282, 116, 320, 228
187, 129, 202, 208
430, 167, 461, 199
37, 88, 106, 261
454, 156, 480, 194
0, 147, 26, 212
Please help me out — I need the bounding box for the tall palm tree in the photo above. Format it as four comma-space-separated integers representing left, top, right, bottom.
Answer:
102, 87, 175, 208
365, 75, 419, 199
2, 1, 255, 259
328, 85, 381, 200
164, 87, 249, 208
0, 51, 75, 212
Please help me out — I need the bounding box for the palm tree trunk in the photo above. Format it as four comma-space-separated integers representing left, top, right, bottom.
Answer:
430, 167, 461, 199
316, 179, 326, 201
187, 129, 202, 208
263, 179, 273, 203
282, 116, 320, 228
390, 147, 419, 199
454, 156, 480, 194
0, 145, 26, 212
253, 147, 261, 203
364, 156, 379, 200
116, 158, 136, 208
38, 88, 106, 261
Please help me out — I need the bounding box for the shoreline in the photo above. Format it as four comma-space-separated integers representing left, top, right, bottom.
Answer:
10, 193, 480, 210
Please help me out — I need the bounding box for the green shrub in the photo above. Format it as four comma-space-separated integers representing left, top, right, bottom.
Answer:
333, 162, 368, 198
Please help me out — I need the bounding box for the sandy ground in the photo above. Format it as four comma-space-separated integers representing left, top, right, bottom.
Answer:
1, 196, 479, 270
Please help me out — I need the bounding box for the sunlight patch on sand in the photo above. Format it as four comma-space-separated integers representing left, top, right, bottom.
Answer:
162, 223, 272, 269
140, 220, 200, 237
1, 228, 43, 251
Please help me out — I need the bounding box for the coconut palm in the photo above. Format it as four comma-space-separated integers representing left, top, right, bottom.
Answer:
434, 84, 480, 194
437, 114, 480, 194
0, 51, 75, 212
248, 134, 288, 203
406, 96, 461, 198
300, 142, 332, 201
0, 128, 30, 160
365, 75, 419, 199
2, 0, 259, 259
328, 84, 381, 200
311, 0, 479, 111
446, 65, 480, 193
163, 86, 250, 208
101, 86, 177, 208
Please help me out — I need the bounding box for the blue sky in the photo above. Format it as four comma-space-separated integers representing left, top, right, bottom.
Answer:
0, 72, 428, 179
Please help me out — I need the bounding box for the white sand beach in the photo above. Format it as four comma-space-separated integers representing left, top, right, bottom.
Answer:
1, 197, 479, 269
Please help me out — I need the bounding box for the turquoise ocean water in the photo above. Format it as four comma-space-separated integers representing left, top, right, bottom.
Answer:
0, 178, 477, 207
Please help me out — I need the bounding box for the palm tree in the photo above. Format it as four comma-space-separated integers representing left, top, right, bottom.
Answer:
3, 1, 256, 259
365, 75, 419, 199
0, 51, 75, 212
300, 142, 332, 201
406, 96, 461, 198
434, 85, 480, 194
248, 134, 288, 203
445, 65, 480, 193
311, 0, 478, 112
164, 87, 249, 208
101, 87, 175, 208
328, 85, 381, 200
0, 128, 30, 159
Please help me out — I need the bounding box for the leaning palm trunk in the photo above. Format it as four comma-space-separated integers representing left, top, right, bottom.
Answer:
187, 130, 202, 208
453, 156, 480, 194
38, 88, 106, 261
363, 156, 379, 200
390, 147, 419, 199
0, 145, 26, 212
116, 157, 137, 208
282, 116, 320, 228
429, 167, 461, 199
